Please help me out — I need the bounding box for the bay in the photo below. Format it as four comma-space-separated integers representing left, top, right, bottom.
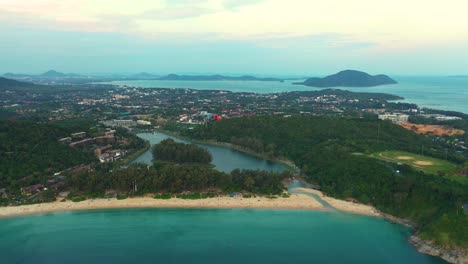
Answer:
103, 76, 468, 113
0, 208, 444, 264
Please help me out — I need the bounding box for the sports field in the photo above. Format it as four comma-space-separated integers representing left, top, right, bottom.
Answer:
371, 150, 458, 175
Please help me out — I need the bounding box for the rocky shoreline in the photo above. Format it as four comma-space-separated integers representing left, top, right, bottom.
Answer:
381, 212, 467, 264
409, 236, 468, 264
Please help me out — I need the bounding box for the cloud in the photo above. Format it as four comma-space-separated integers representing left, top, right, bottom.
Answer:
222, 0, 265, 11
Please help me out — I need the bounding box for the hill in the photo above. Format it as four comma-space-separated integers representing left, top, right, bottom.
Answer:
130, 72, 158, 79
0, 77, 35, 88
159, 74, 283, 82
39, 70, 70, 78
3, 73, 31, 78
295, 70, 397, 87
0, 120, 95, 185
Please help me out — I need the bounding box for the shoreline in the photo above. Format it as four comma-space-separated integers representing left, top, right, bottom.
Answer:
0, 188, 388, 219
0, 193, 326, 219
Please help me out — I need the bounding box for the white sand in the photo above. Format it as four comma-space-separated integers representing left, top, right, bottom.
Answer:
0, 194, 324, 218
294, 188, 382, 217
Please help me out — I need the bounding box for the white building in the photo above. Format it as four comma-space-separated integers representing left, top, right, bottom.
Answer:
378, 113, 409, 123
137, 120, 151, 126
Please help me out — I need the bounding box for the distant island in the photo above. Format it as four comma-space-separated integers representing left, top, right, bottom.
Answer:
2, 71, 285, 82
3, 70, 82, 79
295, 70, 397, 87
159, 74, 284, 82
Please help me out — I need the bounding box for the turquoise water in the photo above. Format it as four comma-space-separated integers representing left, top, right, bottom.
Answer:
0, 208, 444, 264
104, 76, 468, 113
132, 132, 287, 173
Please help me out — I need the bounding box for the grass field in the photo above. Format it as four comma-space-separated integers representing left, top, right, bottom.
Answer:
370, 150, 458, 176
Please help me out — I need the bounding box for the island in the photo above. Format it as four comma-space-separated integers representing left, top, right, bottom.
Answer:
294, 70, 398, 87
159, 74, 284, 82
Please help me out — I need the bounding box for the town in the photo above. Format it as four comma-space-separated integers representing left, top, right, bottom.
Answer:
1, 77, 467, 206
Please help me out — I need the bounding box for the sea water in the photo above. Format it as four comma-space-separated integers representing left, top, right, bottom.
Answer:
0, 208, 445, 264
104, 76, 468, 113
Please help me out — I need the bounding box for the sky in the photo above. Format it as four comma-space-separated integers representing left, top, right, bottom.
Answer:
1, 0, 468, 76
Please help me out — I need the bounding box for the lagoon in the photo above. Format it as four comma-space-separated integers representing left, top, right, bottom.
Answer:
132, 132, 287, 173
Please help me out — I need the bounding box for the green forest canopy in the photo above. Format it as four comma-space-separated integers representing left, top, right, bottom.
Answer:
152, 138, 212, 164
184, 115, 468, 248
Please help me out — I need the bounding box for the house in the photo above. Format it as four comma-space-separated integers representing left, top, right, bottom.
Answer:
21, 184, 44, 195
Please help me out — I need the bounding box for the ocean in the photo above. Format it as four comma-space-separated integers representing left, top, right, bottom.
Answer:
0, 208, 444, 264
103, 76, 468, 114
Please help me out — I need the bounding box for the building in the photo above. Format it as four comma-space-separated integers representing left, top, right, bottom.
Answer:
58, 137, 72, 144
21, 184, 44, 195
98, 149, 126, 163
420, 114, 462, 121
100, 119, 137, 127
137, 120, 151, 126
69, 138, 95, 147
95, 145, 112, 156
94, 135, 115, 144
378, 113, 409, 123
105, 130, 116, 137
71, 132, 86, 139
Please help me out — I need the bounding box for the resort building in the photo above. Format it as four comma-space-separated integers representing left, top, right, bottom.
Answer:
378, 113, 409, 123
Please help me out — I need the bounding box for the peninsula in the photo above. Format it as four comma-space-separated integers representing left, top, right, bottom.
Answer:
295, 70, 397, 87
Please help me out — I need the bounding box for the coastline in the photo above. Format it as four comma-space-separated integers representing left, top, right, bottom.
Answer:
0, 188, 390, 220
0, 193, 325, 219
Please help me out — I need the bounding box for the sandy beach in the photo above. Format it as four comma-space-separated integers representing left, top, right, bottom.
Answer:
294, 188, 382, 217
0, 193, 324, 218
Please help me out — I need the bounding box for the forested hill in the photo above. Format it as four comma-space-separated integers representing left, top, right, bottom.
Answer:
0, 77, 35, 88
295, 70, 397, 87
184, 115, 468, 248
0, 120, 95, 186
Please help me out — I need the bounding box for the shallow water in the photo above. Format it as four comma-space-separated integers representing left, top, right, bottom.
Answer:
0, 208, 444, 264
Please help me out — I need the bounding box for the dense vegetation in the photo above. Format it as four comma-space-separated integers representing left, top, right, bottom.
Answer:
183, 115, 468, 248
66, 139, 288, 198
69, 164, 289, 196
152, 139, 212, 164
0, 120, 95, 188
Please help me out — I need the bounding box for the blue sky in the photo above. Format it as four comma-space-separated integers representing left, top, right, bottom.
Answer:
1, 0, 468, 75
